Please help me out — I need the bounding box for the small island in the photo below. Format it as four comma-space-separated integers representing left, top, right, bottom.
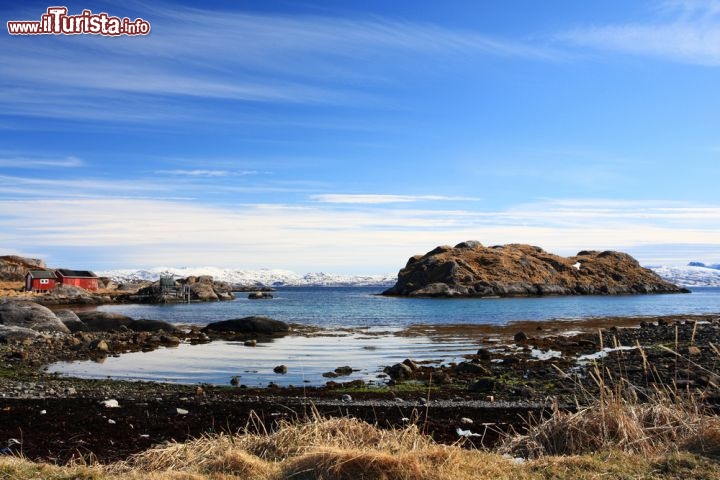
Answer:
382, 241, 689, 297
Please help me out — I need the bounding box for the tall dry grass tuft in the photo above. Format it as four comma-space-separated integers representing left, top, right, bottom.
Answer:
112, 411, 524, 480
500, 336, 720, 459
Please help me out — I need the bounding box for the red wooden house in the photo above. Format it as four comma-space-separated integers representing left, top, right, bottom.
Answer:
55, 269, 100, 291
25, 270, 58, 293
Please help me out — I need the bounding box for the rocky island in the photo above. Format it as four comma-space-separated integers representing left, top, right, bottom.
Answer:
383, 241, 689, 297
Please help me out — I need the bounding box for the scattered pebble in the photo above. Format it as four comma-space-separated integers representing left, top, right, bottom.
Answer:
100, 399, 120, 408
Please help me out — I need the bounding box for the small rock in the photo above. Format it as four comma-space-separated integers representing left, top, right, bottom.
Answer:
40, 410, 46, 415
65, 387, 77, 395
402, 359, 419, 371
244, 339, 257, 347
456, 361, 490, 376
687, 345, 702, 356
384, 363, 413, 380
468, 377, 495, 392
340, 394, 352, 402
514, 332, 528, 343
230, 376, 240, 386
518, 385, 535, 398
174, 408, 189, 415
334, 366, 353, 376
100, 399, 120, 408
89, 339, 109, 352
476, 348, 492, 360
108, 419, 116, 424
322, 371, 339, 378
161, 335, 181, 345
273, 365, 288, 374
460, 417, 473, 425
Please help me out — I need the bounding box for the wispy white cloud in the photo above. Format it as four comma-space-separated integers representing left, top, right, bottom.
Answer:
0, 196, 717, 270
310, 194, 482, 204
559, 2, 720, 65
0, 174, 167, 197
156, 169, 229, 177
155, 169, 264, 177
0, 3, 559, 125
0, 155, 83, 168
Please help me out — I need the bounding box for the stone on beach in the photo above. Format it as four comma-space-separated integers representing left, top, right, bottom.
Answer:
202, 316, 289, 335
76, 311, 134, 332
0, 300, 69, 333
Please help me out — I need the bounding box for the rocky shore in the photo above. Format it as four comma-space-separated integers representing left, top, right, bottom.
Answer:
2, 298, 720, 463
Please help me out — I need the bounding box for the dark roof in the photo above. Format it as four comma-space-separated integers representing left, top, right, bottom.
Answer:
27, 270, 57, 279
56, 269, 98, 278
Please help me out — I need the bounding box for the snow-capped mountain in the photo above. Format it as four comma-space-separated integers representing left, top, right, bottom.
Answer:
649, 265, 720, 287
98, 266, 397, 287
99, 263, 720, 288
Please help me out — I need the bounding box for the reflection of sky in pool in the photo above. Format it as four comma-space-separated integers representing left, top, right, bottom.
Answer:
52, 287, 720, 387
47, 332, 480, 387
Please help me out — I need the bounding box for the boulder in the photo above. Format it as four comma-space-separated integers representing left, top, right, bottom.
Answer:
76, 311, 134, 331
202, 316, 289, 335
55, 309, 87, 332
384, 362, 413, 380
383, 241, 689, 298
248, 292, 274, 300
0, 300, 69, 333
456, 361, 491, 376
0, 325, 44, 343
189, 281, 218, 301
35, 285, 105, 305
128, 319, 179, 333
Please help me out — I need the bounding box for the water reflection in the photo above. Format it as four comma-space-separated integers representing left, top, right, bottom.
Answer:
47, 332, 478, 387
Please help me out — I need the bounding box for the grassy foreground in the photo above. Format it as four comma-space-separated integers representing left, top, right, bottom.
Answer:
4, 337, 720, 479
2, 398, 720, 480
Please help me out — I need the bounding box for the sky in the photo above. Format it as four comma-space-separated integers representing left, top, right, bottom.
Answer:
1, 0, 719, 274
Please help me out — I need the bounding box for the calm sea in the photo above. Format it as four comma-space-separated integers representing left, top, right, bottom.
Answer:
48, 287, 720, 387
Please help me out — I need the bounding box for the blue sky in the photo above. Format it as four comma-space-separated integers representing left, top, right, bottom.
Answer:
1, 0, 719, 273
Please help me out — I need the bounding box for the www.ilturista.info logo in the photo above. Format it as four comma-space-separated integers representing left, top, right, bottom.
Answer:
7, 6, 150, 36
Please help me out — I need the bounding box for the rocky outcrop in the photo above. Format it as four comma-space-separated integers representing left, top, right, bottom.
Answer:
76, 311, 134, 332
0, 255, 46, 281
383, 241, 689, 298
33, 285, 109, 305
118, 276, 234, 303
55, 309, 86, 332
202, 316, 289, 335
0, 300, 70, 333
248, 292, 273, 299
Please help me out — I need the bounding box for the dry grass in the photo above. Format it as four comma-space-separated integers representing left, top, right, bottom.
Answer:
113, 413, 522, 480
500, 338, 720, 462
1, 412, 720, 480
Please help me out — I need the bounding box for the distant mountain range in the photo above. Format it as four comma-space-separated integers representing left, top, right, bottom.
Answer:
98, 267, 397, 287
97, 262, 720, 289
648, 264, 720, 287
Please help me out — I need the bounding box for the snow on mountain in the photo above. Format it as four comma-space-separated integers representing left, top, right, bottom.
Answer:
649, 265, 720, 287
99, 264, 720, 288
98, 266, 397, 287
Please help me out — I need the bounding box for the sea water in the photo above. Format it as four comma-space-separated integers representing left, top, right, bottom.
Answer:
48, 287, 720, 386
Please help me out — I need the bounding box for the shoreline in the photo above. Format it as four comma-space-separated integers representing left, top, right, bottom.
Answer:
2, 312, 720, 463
